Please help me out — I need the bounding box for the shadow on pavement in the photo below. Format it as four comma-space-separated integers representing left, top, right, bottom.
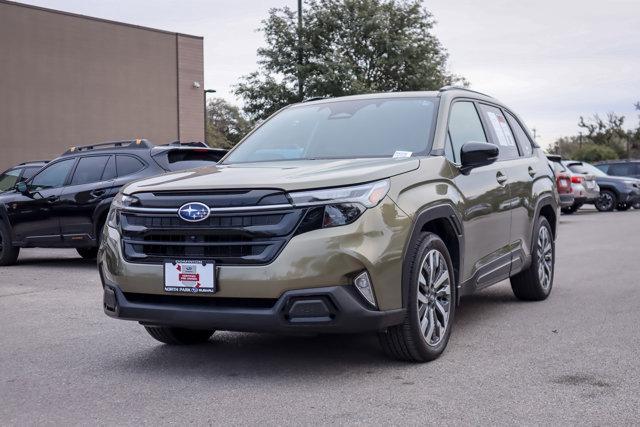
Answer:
106, 286, 523, 378
13, 256, 97, 269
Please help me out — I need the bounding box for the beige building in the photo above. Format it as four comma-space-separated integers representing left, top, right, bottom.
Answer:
0, 0, 205, 170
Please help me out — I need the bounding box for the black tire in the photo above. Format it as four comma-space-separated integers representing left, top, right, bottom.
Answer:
510, 217, 554, 301
0, 221, 20, 266
76, 247, 98, 259
144, 326, 215, 345
595, 190, 616, 212
633, 201, 640, 210
616, 203, 630, 211
378, 233, 456, 362
561, 205, 577, 214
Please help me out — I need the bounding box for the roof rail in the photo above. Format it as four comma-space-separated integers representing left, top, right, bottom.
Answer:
163, 141, 209, 148
63, 139, 152, 155
18, 160, 49, 165
439, 85, 493, 98
303, 96, 328, 103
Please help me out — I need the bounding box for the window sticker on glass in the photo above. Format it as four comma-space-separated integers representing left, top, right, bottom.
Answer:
487, 111, 516, 147
393, 151, 412, 158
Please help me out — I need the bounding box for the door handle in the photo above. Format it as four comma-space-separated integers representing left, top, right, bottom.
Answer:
496, 171, 508, 185
90, 189, 106, 197
528, 166, 536, 178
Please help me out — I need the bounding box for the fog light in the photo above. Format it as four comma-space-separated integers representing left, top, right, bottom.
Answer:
354, 271, 377, 307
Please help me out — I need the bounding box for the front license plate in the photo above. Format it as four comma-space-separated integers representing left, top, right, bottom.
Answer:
164, 260, 216, 294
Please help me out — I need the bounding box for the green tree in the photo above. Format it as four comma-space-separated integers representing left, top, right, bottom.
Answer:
571, 143, 619, 162
578, 113, 627, 157
205, 98, 253, 149
235, 0, 465, 120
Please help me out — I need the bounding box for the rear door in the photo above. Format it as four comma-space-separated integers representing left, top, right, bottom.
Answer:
445, 100, 512, 287
57, 155, 115, 243
478, 105, 541, 272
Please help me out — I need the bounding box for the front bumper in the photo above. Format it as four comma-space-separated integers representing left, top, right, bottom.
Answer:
99, 197, 412, 321
620, 188, 640, 204
102, 282, 405, 333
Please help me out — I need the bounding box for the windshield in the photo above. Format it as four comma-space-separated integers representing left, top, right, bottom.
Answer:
565, 161, 608, 177
0, 169, 20, 192
223, 97, 438, 164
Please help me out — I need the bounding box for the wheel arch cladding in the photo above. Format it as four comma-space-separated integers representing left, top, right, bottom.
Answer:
402, 204, 463, 308
537, 199, 557, 239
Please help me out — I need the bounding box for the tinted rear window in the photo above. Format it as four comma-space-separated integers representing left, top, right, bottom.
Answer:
164, 150, 223, 171
117, 156, 145, 177
70, 156, 110, 185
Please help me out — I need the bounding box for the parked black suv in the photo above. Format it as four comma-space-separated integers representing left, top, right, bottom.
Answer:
0, 160, 48, 193
0, 140, 226, 265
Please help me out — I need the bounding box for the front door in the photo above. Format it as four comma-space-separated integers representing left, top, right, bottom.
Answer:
444, 100, 512, 288
58, 155, 116, 244
9, 158, 76, 245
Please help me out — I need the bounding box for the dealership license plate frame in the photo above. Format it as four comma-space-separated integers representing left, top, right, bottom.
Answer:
163, 260, 216, 294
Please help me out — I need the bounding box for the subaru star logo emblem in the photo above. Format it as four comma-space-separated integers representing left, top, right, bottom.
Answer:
178, 202, 210, 222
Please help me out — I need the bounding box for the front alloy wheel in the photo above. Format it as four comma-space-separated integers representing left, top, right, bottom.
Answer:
378, 232, 455, 362
595, 190, 616, 212
417, 249, 452, 346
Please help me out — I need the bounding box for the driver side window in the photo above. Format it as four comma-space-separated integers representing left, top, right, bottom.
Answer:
29, 159, 75, 191
446, 101, 487, 164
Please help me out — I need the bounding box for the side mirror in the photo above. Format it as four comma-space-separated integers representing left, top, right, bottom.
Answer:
16, 181, 28, 194
460, 142, 499, 174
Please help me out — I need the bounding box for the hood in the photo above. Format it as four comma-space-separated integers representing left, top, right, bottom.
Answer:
123, 158, 420, 195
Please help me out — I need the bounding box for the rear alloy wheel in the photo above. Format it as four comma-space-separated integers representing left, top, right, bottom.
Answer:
595, 190, 616, 212
144, 326, 215, 345
378, 233, 455, 362
633, 201, 640, 209
510, 217, 554, 301
0, 221, 20, 266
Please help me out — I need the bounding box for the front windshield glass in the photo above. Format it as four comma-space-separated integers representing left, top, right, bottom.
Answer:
223, 97, 438, 164
566, 161, 608, 177
0, 169, 20, 192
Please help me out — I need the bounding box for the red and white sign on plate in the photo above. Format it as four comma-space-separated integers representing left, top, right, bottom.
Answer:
164, 260, 215, 293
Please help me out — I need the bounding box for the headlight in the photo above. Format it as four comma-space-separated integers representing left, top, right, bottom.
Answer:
290, 180, 390, 231
289, 180, 390, 208
107, 193, 140, 229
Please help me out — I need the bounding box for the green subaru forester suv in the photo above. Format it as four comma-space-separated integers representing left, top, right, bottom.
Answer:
99, 87, 558, 362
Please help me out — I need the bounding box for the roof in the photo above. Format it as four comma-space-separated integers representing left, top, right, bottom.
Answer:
0, 0, 202, 39
296, 87, 497, 107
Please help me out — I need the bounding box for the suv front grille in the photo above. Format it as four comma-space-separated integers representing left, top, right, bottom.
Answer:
120, 190, 303, 265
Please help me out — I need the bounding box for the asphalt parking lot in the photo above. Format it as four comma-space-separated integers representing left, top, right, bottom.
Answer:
1, 207, 639, 425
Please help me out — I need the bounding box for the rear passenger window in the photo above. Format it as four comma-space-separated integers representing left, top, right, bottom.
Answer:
70, 156, 110, 185
608, 163, 634, 177
505, 112, 533, 157
116, 156, 145, 177
101, 156, 117, 181
477, 104, 519, 161
447, 101, 487, 164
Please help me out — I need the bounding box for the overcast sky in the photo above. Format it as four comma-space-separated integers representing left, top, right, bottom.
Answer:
16, 0, 640, 147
